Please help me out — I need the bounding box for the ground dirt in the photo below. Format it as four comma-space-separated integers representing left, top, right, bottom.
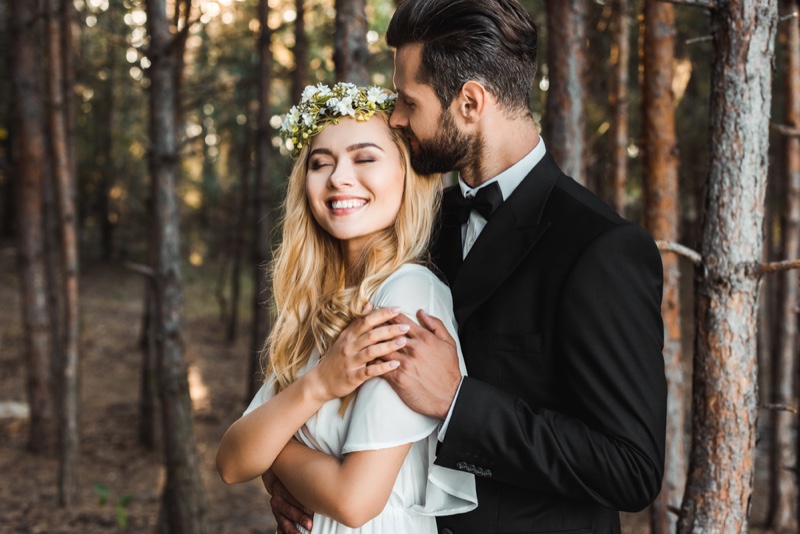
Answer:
0, 245, 771, 534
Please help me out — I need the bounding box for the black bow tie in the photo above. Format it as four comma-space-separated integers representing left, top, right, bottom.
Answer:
445, 181, 504, 224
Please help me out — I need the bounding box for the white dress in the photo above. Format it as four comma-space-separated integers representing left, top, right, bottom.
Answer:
245, 264, 478, 534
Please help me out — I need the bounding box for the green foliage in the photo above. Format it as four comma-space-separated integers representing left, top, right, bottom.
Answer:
93, 484, 133, 528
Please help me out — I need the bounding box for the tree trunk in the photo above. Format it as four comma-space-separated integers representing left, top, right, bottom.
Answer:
139, 275, 159, 449
45, 0, 81, 507
544, 0, 587, 185
609, 0, 630, 216
99, 46, 116, 260
769, 0, 800, 531
145, 0, 209, 531
227, 123, 252, 343
1, 0, 14, 240
334, 0, 369, 86
11, 0, 58, 455
251, 0, 274, 400
678, 2, 777, 532
292, 0, 308, 103
641, 2, 684, 534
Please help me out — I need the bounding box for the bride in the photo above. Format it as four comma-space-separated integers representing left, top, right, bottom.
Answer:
216, 82, 477, 533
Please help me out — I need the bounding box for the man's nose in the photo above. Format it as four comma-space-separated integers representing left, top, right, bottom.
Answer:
389, 105, 407, 129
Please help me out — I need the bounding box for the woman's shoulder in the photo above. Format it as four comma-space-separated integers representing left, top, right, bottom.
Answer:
380, 263, 447, 293
372, 264, 452, 316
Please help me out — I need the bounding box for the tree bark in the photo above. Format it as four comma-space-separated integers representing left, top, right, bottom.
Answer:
678, 1, 777, 532
769, 0, 800, 531
641, 3, 685, 534
544, 0, 587, 185
609, 0, 630, 216
334, 0, 369, 86
45, 0, 81, 507
251, 0, 274, 400
292, 0, 308, 103
145, 0, 209, 531
11, 0, 58, 455
227, 121, 252, 343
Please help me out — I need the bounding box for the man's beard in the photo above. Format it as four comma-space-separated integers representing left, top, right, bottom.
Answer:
406, 108, 480, 176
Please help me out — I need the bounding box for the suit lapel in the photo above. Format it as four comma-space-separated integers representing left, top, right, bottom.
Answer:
432, 186, 465, 287
451, 153, 561, 328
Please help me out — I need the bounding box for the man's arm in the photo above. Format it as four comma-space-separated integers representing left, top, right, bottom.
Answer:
262, 471, 313, 534
388, 225, 667, 511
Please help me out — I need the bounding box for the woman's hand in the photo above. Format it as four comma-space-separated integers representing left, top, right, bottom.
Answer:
305, 304, 410, 402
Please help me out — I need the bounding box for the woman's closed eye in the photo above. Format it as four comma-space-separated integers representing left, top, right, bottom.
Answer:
309, 158, 332, 170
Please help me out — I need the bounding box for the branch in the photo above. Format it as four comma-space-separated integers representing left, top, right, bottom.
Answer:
659, 0, 715, 8
123, 261, 156, 278
656, 240, 703, 266
771, 122, 800, 137
762, 403, 799, 415
757, 258, 800, 275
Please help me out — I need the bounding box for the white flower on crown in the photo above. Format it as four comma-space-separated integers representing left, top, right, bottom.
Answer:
301, 85, 318, 102
366, 86, 387, 105
336, 97, 355, 117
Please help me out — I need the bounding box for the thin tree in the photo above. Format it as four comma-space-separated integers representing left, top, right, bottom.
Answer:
544, 0, 588, 185
10, 0, 58, 455
292, 0, 308, 103
641, 2, 684, 533
45, 0, 80, 507
769, 0, 800, 530
144, 0, 209, 530
677, 1, 778, 531
334, 0, 369, 86
226, 116, 252, 343
250, 0, 274, 400
609, 0, 630, 215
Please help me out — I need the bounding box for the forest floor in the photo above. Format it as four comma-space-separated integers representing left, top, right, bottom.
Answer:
0, 243, 775, 533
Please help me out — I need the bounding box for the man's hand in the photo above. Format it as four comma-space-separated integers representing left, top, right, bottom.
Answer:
262, 471, 313, 534
383, 310, 462, 419
307, 303, 410, 402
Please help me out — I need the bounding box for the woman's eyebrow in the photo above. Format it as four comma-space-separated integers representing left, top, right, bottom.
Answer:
310, 147, 333, 157
347, 142, 384, 152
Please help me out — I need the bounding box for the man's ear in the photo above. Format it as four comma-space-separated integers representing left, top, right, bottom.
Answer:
454, 81, 487, 124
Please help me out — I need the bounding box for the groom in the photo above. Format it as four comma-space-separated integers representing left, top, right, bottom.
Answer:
268, 0, 667, 532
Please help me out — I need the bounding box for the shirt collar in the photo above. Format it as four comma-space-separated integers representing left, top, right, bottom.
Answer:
459, 137, 547, 200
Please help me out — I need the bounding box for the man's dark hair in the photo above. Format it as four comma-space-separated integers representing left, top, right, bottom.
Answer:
386, 0, 538, 113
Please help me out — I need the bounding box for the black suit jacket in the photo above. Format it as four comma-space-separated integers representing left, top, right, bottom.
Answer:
432, 152, 667, 534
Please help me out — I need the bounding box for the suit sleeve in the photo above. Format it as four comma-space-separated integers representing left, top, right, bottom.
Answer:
435, 223, 667, 512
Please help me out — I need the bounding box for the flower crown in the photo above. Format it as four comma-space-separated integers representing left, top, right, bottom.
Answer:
279, 82, 397, 158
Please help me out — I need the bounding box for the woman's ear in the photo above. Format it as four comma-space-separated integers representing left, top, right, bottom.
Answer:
455, 81, 487, 124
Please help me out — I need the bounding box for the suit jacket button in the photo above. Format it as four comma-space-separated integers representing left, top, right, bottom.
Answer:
456, 461, 467, 470
485, 469, 492, 477
442, 529, 454, 534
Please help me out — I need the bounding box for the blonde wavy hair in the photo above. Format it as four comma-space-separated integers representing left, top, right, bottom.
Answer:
263, 112, 442, 413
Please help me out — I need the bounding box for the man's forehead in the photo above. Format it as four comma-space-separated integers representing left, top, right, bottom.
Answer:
392, 44, 423, 91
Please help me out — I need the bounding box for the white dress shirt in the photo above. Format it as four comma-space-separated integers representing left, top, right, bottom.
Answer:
439, 137, 547, 439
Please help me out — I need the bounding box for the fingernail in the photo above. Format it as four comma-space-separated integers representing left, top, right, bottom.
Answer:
398, 324, 410, 332
389, 360, 400, 368
395, 337, 407, 346
390, 306, 401, 313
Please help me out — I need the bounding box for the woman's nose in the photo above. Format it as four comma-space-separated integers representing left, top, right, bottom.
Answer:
327, 160, 355, 188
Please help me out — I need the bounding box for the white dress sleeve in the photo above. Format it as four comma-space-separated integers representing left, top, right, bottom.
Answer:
243, 375, 276, 416
343, 264, 477, 516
